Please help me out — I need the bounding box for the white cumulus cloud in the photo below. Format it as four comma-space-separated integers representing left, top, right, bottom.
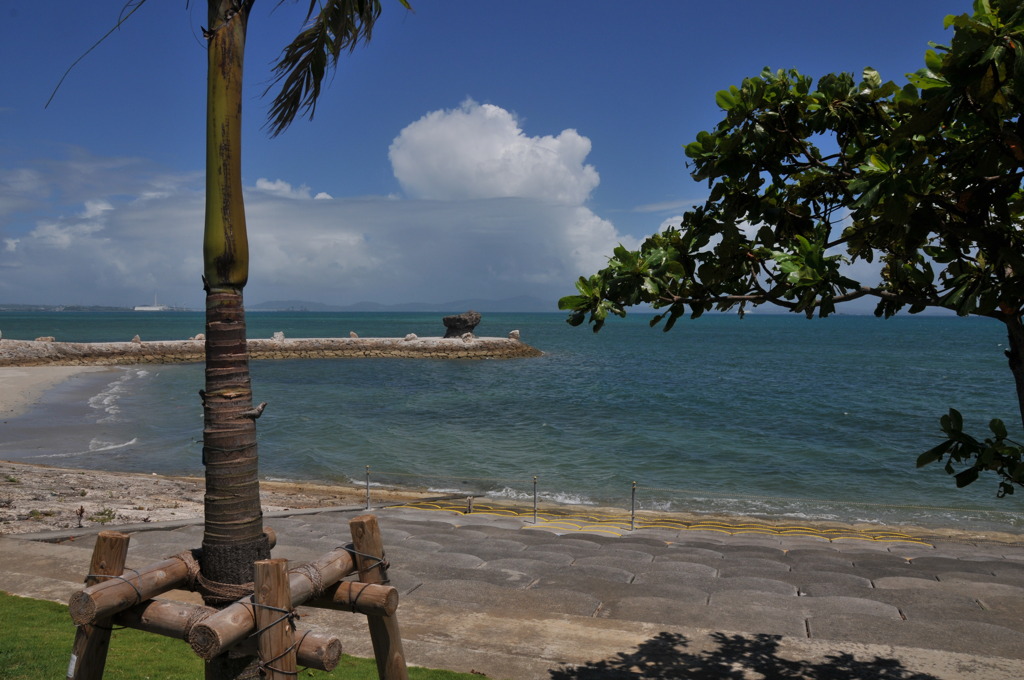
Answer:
1, 103, 644, 308
389, 99, 600, 205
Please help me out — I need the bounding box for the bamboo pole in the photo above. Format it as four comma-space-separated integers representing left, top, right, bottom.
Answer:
114, 598, 215, 640
305, 580, 399, 616
189, 545, 356, 659
112, 599, 341, 671
350, 514, 408, 680
69, 555, 192, 625
254, 559, 296, 679
69, 527, 276, 626
67, 531, 130, 680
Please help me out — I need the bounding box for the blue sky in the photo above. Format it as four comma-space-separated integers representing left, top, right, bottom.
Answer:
1, 1, 969, 309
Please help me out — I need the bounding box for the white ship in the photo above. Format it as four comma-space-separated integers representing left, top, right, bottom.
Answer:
134, 294, 170, 312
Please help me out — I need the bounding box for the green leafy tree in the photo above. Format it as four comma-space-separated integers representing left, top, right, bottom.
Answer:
559, 0, 1024, 498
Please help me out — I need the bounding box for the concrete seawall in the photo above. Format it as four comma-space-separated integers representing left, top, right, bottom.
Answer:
0, 335, 543, 366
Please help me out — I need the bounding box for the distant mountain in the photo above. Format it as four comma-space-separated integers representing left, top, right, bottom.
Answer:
250, 296, 557, 313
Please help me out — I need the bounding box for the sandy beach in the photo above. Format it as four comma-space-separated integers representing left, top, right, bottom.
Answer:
0, 365, 110, 418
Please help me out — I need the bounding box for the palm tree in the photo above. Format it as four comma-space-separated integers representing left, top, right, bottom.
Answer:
198, 1, 408, 677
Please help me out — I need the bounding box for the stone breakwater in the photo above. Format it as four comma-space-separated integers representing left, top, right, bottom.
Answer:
0, 335, 543, 367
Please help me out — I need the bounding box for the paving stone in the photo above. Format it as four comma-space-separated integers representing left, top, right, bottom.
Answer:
635, 560, 719, 579
397, 538, 444, 552
807, 615, 1024, 658
991, 561, 1024, 579
784, 551, 854, 570
568, 563, 636, 583
524, 539, 604, 554
936, 570, 1018, 585
777, 536, 838, 550
668, 530, 732, 544
710, 590, 800, 609
709, 577, 798, 596
410, 579, 601, 617
510, 549, 576, 566
843, 552, 912, 568
800, 595, 903, 620
828, 539, 902, 552
400, 560, 535, 589
572, 553, 653, 571
875, 576, 1024, 600
656, 546, 724, 562
908, 555, 998, 575
600, 598, 808, 637
935, 578, 1024, 599
896, 600, 1019, 626
717, 558, 792, 578
480, 557, 573, 579
716, 544, 786, 561
977, 594, 1024, 614
720, 535, 786, 549
716, 545, 787, 559
779, 570, 874, 594
455, 546, 532, 563
607, 537, 673, 550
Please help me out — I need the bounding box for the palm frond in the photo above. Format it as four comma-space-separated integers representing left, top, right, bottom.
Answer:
265, 0, 408, 137
46, 0, 150, 108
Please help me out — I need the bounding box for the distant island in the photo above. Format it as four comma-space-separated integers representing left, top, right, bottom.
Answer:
0, 295, 559, 314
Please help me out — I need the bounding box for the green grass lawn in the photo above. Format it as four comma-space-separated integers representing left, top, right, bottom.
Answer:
0, 592, 481, 679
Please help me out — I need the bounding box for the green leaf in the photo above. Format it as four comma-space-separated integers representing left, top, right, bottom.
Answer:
715, 88, 738, 110
990, 418, 1008, 438
557, 295, 587, 311
861, 67, 882, 89
917, 440, 953, 467
954, 467, 980, 488
924, 49, 944, 72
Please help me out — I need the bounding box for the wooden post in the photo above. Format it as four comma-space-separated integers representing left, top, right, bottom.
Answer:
70, 527, 275, 626
305, 581, 399, 617
112, 599, 341, 671
67, 531, 130, 680
350, 514, 408, 680
254, 559, 296, 680
189, 545, 356, 659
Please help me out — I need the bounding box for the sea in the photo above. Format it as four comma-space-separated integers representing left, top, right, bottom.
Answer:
2, 310, 1023, 534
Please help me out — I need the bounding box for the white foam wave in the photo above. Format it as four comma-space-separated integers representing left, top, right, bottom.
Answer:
34, 437, 139, 459
485, 486, 596, 506
88, 368, 152, 423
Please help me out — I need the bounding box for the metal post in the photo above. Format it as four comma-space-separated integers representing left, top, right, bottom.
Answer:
533, 475, 538, 524
630, 481, 637, 531
365, 465, 371, 510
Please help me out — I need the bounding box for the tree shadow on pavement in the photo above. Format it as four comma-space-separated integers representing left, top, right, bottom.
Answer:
549, 631, 941, 680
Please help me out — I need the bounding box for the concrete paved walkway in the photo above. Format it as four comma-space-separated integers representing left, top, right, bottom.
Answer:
2, 502, 1023, 679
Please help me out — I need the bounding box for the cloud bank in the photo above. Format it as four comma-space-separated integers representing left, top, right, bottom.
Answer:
0, 101, 639, 309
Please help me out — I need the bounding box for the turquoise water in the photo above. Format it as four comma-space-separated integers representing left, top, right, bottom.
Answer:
2, 310, 1022, 532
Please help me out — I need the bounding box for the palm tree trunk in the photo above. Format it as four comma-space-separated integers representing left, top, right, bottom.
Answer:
201, 2, 269, 676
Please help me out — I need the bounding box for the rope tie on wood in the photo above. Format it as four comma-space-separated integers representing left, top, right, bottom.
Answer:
249, 602, 305, 677
292, 563, 325, 598
347, 582, 369, 613
170, 548, 254, 605
198, 573, 255, 606
345, 546, 390, 584
85, 567, 144, 604
172, 549, 202, 591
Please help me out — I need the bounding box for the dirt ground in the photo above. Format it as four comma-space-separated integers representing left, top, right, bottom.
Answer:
0, 460, 430, 535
